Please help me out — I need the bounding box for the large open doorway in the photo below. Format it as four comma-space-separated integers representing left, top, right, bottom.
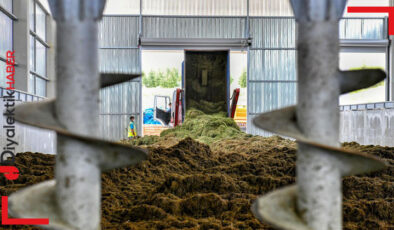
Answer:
141, 49, 247, 135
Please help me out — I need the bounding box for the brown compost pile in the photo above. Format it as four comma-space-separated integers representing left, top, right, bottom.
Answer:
0, 136, 392, 230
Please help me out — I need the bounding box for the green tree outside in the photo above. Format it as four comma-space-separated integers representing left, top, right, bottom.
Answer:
156, 71, 165, 87
142, 71, 158, 88
142, 68, 182, 88
239, 70, 247, 88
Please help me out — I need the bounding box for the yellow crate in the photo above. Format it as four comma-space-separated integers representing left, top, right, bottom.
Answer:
234, 105, 247, 120
143, 125, 168, 136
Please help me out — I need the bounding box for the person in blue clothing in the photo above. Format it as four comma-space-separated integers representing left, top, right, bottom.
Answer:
167, 102, 172, 112
128, 116, 137, 140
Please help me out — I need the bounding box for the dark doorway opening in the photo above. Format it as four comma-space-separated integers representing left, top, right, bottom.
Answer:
184, 50, 229, 115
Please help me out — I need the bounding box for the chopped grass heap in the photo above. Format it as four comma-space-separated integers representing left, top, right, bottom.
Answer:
127, 109, 249, 146
161, 109, 247, 144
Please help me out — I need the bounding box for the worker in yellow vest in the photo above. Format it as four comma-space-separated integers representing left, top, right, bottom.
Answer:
128, 116, 137, 139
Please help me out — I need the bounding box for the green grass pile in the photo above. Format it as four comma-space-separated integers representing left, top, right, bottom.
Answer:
122, 135, 161, 146
160, 109, 248, 144
125, 109, 248, 146
188, 99, 226, 114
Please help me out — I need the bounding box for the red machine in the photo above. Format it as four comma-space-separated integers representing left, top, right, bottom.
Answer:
230, 88, 240, 118
172, 88, 184, 127
169, 88, 240, 127
153, 89, 184, 128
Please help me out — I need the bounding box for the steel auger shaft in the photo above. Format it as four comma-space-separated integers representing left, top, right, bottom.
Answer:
8, 1, 148, 230
251, 1, 387, 230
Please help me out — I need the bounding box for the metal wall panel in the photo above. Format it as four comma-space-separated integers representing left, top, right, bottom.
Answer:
99, 114, 141, 141
99, 16, 142, 141
99, 16, 141, 75
142, 0, 247, 16
142, 16, 246, 39
249, 50, 296, 81
247, 17, 297, 136
0, 0, 12, 12
250, 18, 296, 48
99, 16, 139, 47
99, 48, 141, 74
99, 80, 141, 141
247, 16, 387, 136
248, 82, 296, 114
249, 0, 293, 16
339, 18, 386, 40
247, 114, 274, 137
100, 80, 141, 115
340, 105, 394, 147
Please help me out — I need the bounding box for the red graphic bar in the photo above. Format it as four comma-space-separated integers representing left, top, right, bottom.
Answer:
0, 166, 19, 180
1, 196, 49, 225
347, 7, 394, 35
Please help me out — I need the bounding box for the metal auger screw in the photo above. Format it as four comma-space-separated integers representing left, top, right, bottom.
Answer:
251, 1, 387, 230
8, 1, 148, 229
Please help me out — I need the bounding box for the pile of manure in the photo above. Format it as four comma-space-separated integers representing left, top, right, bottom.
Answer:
0, 136, 392, 230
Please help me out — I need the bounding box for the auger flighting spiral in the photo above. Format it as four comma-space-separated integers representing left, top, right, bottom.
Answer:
7, 1, 148, 230
251, 1, 388, 230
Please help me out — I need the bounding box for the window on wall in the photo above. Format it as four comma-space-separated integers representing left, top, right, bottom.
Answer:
0, 0, 14, 88
29, 0, 48, 97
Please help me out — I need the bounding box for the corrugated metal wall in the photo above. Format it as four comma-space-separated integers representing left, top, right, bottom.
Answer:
99, 79, 141, 140
142, 16, 246, 39
249, 0, 293, 16
99, 16, 140, 74
246, 17, 387, 136
98, 16, 142, 141
247, 17, 297, 136
0, 0, 12, 12
142, 0, 247, 16
339, 102, 394, 147
340, 18, 386, 40
141, 0, 293, 16
0, 88, 56, 154
98, 1, 388, 139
